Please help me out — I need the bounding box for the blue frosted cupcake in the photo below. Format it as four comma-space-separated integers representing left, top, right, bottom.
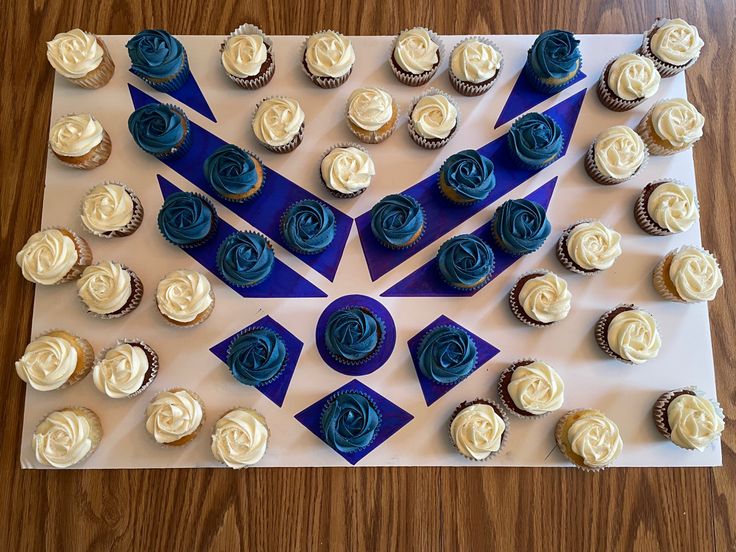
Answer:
157, 191, 217, 248
370, 194, 425, 250
320, 391, 381, 453
226, 327, 287, 387
204, 145, 265, 202
491, 198, 551, 256
507, 113, 564, 170
418, 325, 477, 384
280, 200, 335, 255
325, 307, 385, 365
523, 30, 582, 93
126, 30, 190, 92
128, 104, 191, 160
439, 150, 495, 205
217, 231, 274, 287
437, 234, 495, 290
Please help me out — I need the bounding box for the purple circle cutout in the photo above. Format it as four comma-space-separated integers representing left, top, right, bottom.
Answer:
315, 294, 397, 376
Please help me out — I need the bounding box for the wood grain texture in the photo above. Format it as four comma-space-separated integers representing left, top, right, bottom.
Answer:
1, 0, 734, 550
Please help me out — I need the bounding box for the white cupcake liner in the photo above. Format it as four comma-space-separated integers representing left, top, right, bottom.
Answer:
584, 139, 649, 186
50, 127, 112, 170
80, 262, 144, 320
94, 338, 159, 398
408, 87, 459, 150
638, 19, 699, 78
448, 37, 504, 97
145, 387, 206, 447
220, 24, 275, 90
555, 220, 600, 276
596, 57, 647, 112
344, 91, 400, 144
319, 142, 371, 199
633, 179, 695, 236
211, 407, 270, 468
635, 100, 700, 156
652, 387, 724, 447
497, 359, 554, 418
448, 399, 509, 461
34, 406, 102, 467
651, 245, 720, 303
300, 30, 354, 89
66, 35, 115, 89
251, 96, 305, 153
555, 409, 609, 472
508, 269, 560, 328
390, 27, 445, 86
80, 182, 144, 239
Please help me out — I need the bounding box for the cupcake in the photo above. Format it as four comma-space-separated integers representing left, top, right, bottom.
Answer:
635, 99, 705, 156
498, 360, 564, 417
301, 30, 355, 88
652, 246, 723, 303
449, 399, 508, 461
16, 228, 92, 285
220, 24, 275, 89
156, 269, 215, 327
508, 270, 571, 327
597, 53, 661, 112
408, 89, 458, 149
439, 150, 495, 205
370, 194, 425, 250
449, 37, 503, 96
80, 182, 144, 238
555, 409, 622, 471
128, 103, 191, 160
252, 97, 305, 153
157, 191, 218, 248
639, 18, 704, 77
77, 261, 143, 319
556, 220, 622, 275
46, 29, 115, 89
652, 388, 724, 451
390, 27, 443, 86
92, 339, 158, 399
345, 87, 399, 144
280, 199, 336, 255
216, 231, 275, 287
321, 391, 381, 453
145, 388, 205, 446
49, 113, 111, 169
324, 307, 385, 365
417, 325, 477, 384
584, 125, 648, 185
634, 180, 699, 235
437, 234, 495, 290
227, 327, 287, 386
522, 30, 582, 93
126, 30, 190, 92
33, 407, 102, 468
15, 330, 94, 391
211, 408, 269, 468
507, 112, 564, 170
491, 198, 551, 256
204, 144, 265, 202
320, 143, 375, 199
595, 304, 662, 364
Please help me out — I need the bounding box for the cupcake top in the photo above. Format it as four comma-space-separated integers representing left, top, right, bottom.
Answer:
650, 18, 704, 66
527, 30, 581, 80
518, 272, 571, 324
370, 194, 424, 248
252, 97, 304, 147
667, 393, 724, 451
451, 38, 502, 84
393, 27, 439, 75
507, 361, 564, 415
156, 269, 213, 323
508, 112, 563, 166
158, 192, 214, 247
450, 402, 505, 460
145, 389, 203, 444
204, 145, 261, 198
607, 308, 661, 364
217, 232, 274, 287
304, 31, 355, 78
33, 409, 97, 468
77, 261, 132, 315
126, 30, 186, 79
321, 146, 375, 196
418, 326, 477, 384
49, 114, 104, 157
281, 199, 336, 254
606, 53, 660, 101
646, 181, 698, 233
128, 104, 187, 156
211, 408, 269, 468
411, 94, 457, 140
81, 183, 135, 235
227, 328, 286, 386
437, 234, 494, 288
593, 126, 646, 179
321, 392, 381, 453
16, 229, 78, 285
567, 411, 623, 468
650, 98, 705, 149
668, 246, 723, 302
93, 343, 148, 398
47, 29, 103, 79
16, 334, 78, 391
347, 87, 394, 132
441, 150, 495, 203
566, 221, 622, 271
221, 34, 268, 78
325, 308, 382, 362
493, 198, 551, 255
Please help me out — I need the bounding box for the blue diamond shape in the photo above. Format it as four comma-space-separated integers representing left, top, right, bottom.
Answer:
129, 70, 217, 122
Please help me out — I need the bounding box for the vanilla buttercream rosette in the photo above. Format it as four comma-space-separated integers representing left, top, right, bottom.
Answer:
220, 23, 275, 89
48, 113, 111, 169
319, 142, 375, 199
344, 87, 400, 144
596, 54, 661, 112
33, 406, 102, 468
448, 399, 509, 461
407, 88, 459, 150
92, 338, 159, 399
448, 36, 504, 96
46, 29, 115, 89
389, 27, 445, 86
300, 29, 355, 88
633, 179, 699, 236
80, 182, 144, 238
638, 18, 704, 77
251, 96, 305, 154
16, 227, 92, 285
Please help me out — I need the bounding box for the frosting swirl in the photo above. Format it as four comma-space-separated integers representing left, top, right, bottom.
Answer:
145, 390, 203, 444
607, 309, 661, 364
321, 146, 375, 195
92, 343, 148, 398
508, 112, 563, 167
394, 27, 439, 75
418, 326, 477, 384
527, 30, 581, 80
669, 246, 723, 302
212, 409, 269, 468
81, 183, 134, 234
450, 403, 505, 460
667, 394, 724, 451
347, 87, 394, 132
16, 229, 78, 285
158, 192, 214, 246
217, 231, 274, 287
451, 39, 502, 83
156, 269, 213, 323
607, 53, 660, 101
493, 198, 551, 255
33, 409, 96, 468
647, 181, 698, 233
437, 234, 494, 288
651, 18, 704, 66
566, 221, 622, 271
518, 272, 571, 324
227, 328, 286, 386
128, 104, 187, 155
204, 145, 260, 198
77, 261, 132, 315
411, 94, 457, 140
370, 194, 424, 248
593, 125, 646, 179
47, 29, 103, 79
650, 99, 704, 149
126, 30, 186, 79
325, 308, 381, 362
568, 412, 623, 468
49, 114, 104, 157
16, 334, 78, 391
321, 392, 380, 453
305, 31, 355, 78
252, 97, 304, 147
507, 361, 564, 415
281, 200, 336, 254
441, 150, 495, 202
221, 34, 267, 78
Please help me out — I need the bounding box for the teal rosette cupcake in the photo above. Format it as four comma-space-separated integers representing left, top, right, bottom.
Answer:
324, 307, 385, 365
204, 145, 265, 203
437, 234, 495, 290
418, 326, 477, 384
507, 112, 564, 170
370, 194, 425, 250
216, 231, 274, 288
157, 191, 217, 249
320, 391, 381, 453
279, 199, 336, 255
439, 150, 495, 205
226, 327, 287, 387
128, 104, 191, 160
491, 198, 551, 256
126, 30, 190, 92
523, 30, 582, 93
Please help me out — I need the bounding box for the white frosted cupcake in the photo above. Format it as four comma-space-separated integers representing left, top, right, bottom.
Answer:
555, 409, 623, 471
80, 182, 143, 238
597, 53, 660, 111
448, 37, 503, 96
508, 270, 572, 327
653, 388, 724, 450
556, 220, 622, 275
595, 304, 662, 364
92, 339, 158, 399
211, 408, 269, 468
49, 113, 111, 169
639, 18, 704, 77
16, 228, 92, 285
390, 27, 444, 86
301, 30, 355, 88
16, 330, 94, 391
46, 29, 115, 88
145, 388, 205, 446
320, 143, 375, 199
652, 246, 723, 303
635, 98, 705, 156
634, 179, 699, 236
156, 269, 215, 327
251, 97, 305, 153
220, 24, 275, 89
345, 87, 399, 144
498, 359, 565, 417
449, 399, 508, 461
77, 261, 143, 319
584, 125, 648, 185
408, 89, 459, 149
33, 407, 102, 468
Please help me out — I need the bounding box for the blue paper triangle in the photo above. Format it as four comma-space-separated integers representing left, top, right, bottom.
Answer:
129, 69, 217, 122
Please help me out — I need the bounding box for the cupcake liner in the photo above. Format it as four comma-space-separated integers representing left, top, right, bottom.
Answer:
555, 220, 599, 276
68, 35, 115, 89
319, 389, 383, 452
522, 52, 583, 95
635, 101, 696, 156
251, 96, 305, 153
416, 325, 477, 386
158, 288, 216, 328
80, 182, 144, 238
497, 360, 554, 418
83, 263, 144, 320
594, 304, 645, 363
216, 231, 274, 288
225, 326, 288, 387
408, 88, 459, 150
596, 58, 647, 112
45, 227, 93, 284
134, 50, 191, 93
448, 37, 504, 97
221, 24, 275, 90
584, 139, 649, 185
34, 406, 102, 467
157, 191, 219, 250
344, 93, 400, 144
94, 338, 159, 398
212, 407, 271, 468
300, 30, 353, 89
51, 128, 112, 170
554, 409, 607, 472
507, 115, 565, 170
652, 245, 719, 303
508, 270, 559, 328
389, 28, 445, 86
319, 142, 371, 199
652, 386, 698, 440
146, 387, 206, 447
33, 329, 95, 389
633, 179, 691, 236
279, 199, 337, 255
638, 19, 699, 78
152, 104, 192, 161
449, 399, 509, 461
372, 200, 426, 250
325, 307, 387, 367
489, 212, 546, 257
212, 150, 266, 203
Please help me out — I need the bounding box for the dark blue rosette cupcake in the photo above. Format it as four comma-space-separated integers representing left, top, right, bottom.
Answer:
226, 327, 287, 387
216, 231, 274, 288
324, 307, 386, 366
522, 30, 582, 93
203, 144, 265, 203
128, 103, 191, 160
320, 390, 382, 453
491, 198, 551, 256
418, 325, 478, 385
157, 191, 218, 248
279, 199, 336, 255
370, 194, 426, 250
126, 30, 190, 92
436, 234, 495, 290
439, 150, 496, 205
507, 112, 564, 170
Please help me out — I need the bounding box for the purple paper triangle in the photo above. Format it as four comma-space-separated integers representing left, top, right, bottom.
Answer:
129, 69, 217, 122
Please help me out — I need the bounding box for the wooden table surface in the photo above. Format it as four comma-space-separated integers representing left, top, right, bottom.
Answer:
2, 0, 734, 549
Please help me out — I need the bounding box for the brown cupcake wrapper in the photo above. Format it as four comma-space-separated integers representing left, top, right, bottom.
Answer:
84, 263, 144, 319
158, 288, 216, 328
28, 329, 95, 389
584, 140, 649, 186
408, 88, 459, 150
555, 220, 599, 276
65, 35, 115, 89
497, 360, 554, 418
146, 387, 206, 447
448, 398, 509, 461
633, 179, 692, 236
508, 270, 559, 328
635, 103, 695, 156
34, 406, 102, 467
448, 37, 503, 97
300, 30, 353, 89
42, 227, 93, 284
212, 407, 270, 468
320, 142, 371, 198
554, 409, 608, 472
51, 128, 112, 170
252, 97, 305, 153
94, 338, 159, 398
344, 92, 400, 144
80, 182, 144, 238
221, 24, 276, 90
638, 19, 699, 78
596, 58, 647, 112
389, 28, 445, 86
